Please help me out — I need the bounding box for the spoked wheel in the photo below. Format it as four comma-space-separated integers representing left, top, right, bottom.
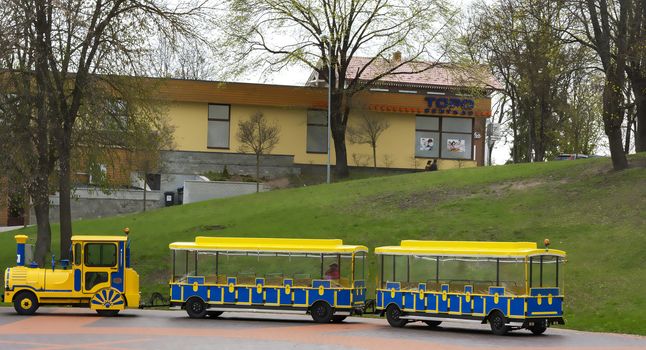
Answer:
489, 311, 509, 335
530, 324, 547, 335
424, 320, 442, 328
186, 297, 208, 319
96, 309, 120, 317
331, 315, 347, 323
311, 301, 333, 323
13, 292, 39, 316
208, 311, 223, 318
385, 305, 407, 328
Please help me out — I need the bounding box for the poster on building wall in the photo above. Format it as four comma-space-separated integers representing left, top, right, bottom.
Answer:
419, 137, 434, 151
447, 139, 465, 153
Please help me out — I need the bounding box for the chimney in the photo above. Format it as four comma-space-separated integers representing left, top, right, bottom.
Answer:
15, 234, 28, 266
392, 51, 402, 62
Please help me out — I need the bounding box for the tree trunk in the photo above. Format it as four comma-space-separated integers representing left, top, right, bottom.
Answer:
625, 113, 633, 154
603, 82, 629, 170
143, 172, 147, 212
58, 130, 73, 260
372, 143, 377, 169
330, 94, 349, 178
32, 193, 51, 267
634, 80, 646, 152
487, 142, 494, 166
256, 153, 260, 193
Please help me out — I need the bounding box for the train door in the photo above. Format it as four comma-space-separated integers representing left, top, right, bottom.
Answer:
82, 242, 119, 295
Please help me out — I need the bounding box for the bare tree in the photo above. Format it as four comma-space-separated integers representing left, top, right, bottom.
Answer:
565, 0, 633, 170
217, 0, 455, 178
236, 112, 281, 192
0, 0, 207, 263
348, 114, 390, 169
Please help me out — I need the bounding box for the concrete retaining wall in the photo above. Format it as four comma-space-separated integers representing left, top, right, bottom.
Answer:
161, 150, 300, 179
30, 188, 163, 223
183, 180, 267, 204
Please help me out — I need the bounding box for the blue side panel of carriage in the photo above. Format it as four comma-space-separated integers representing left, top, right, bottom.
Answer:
171, 277, 363, 308
252, 278, 264, 304
527, 287, 562, 316
378, 284, 562, 318
179, 277, 208, 301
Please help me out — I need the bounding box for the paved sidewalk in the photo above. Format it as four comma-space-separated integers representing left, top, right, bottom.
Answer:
0, 308, 644, 350
0, 226, 25, 233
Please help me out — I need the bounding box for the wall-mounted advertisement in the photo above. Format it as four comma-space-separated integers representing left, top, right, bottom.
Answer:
447, 139, 465, 153
419, 137, 434, 151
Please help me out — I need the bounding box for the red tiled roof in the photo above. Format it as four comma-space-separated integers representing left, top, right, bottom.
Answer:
345, 56, 502, 90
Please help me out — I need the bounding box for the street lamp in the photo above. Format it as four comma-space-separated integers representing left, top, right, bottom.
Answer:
321, 35, 332, 184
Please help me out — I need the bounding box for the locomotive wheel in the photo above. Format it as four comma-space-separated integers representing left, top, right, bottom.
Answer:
91, 288, 125, 308
310, 301, 333, 323
96, 309, 120, 317
489, 311, 509, 335
13, 291, 39, 315
385, 305, 407, 328
186, 297, 208, 318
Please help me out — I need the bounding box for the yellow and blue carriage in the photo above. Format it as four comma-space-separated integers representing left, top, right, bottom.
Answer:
168, 237, 368, 322
375, 240, 566, 335
3, 233, 140, 316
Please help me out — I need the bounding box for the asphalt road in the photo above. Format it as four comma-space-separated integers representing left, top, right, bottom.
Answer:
0, 308, 644, 350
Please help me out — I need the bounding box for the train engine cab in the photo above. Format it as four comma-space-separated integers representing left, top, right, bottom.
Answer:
4, 233, 140, 316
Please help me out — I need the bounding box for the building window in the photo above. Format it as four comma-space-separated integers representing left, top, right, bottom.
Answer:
415, 116, 473, 160
307, 110, 328, 153
207, 104, 230, 149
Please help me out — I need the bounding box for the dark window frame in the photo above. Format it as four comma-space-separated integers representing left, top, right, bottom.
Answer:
306, 109, 328, 154
207, 103, 231, 150
74, 243, 81, 266
415, 115, 475, 161
84, 242, 118, 268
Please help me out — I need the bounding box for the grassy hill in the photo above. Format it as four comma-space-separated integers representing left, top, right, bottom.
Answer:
1, 154, 645, 335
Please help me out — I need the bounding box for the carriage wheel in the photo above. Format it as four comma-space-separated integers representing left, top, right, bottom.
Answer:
489, 311, 509, 335
186, 297, 208, 318
385, 304, 407, 328
331, 315, 347, 323
311, 301, 333, 323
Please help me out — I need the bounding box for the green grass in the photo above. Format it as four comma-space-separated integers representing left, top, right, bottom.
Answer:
1, 154, 645, 335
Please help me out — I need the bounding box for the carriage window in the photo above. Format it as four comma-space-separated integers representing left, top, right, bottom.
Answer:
409, 255, 439, 290
498, 258, 525, 295
438, 256, 498, 292
84, 243, 117, 267
530, 255, 562, 289
171, 250, 197, 282
353, 252, 366, 281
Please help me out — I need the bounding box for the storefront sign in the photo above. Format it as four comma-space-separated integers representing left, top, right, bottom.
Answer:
424, 96, 475, 115
425, 97, 475, 110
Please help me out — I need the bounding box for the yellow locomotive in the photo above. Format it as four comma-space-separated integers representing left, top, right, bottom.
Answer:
4, 233, 140, 316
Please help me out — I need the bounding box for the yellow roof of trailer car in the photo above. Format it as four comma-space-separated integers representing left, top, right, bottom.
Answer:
169, 237, 368, 254
375, 240, 566, 258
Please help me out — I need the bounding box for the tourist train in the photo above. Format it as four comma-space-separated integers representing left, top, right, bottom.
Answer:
3, 232, 565, 335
